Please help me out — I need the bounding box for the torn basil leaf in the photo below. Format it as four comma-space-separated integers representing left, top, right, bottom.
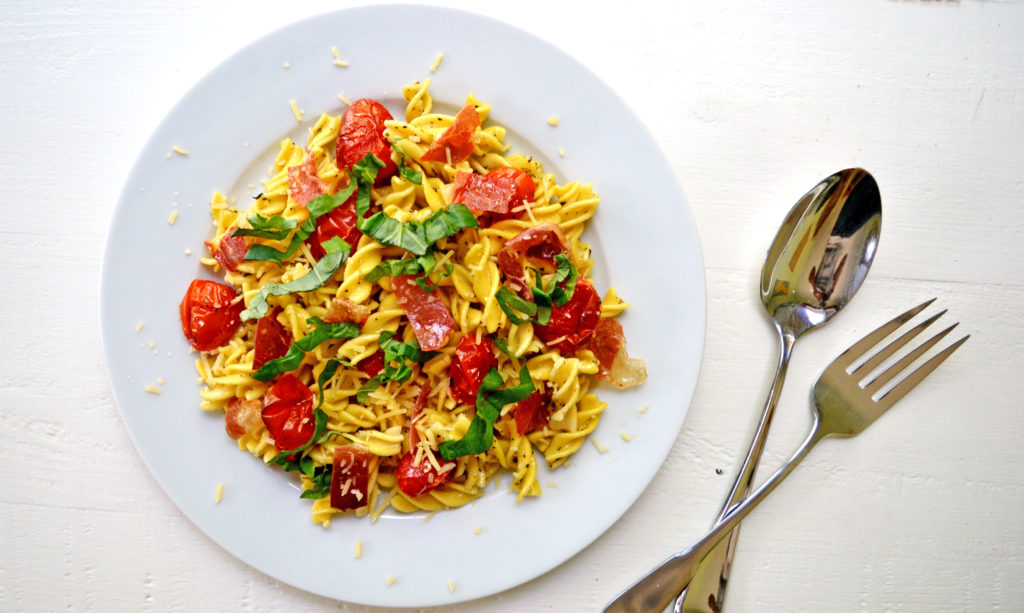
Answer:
359, 204, 478, 256
438, 366, 535, 460
232, 214, 298, 240
243, 179, 357, 263
253, 321, 359, 382
390, 139, 423, 185
495, 287, 537, 325
240, 237, 351, 321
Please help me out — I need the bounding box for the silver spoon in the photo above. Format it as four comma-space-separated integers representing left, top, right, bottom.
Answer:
607, 168, 882, 613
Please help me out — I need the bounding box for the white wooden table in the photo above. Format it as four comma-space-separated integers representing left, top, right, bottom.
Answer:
3, 1, 1022, 611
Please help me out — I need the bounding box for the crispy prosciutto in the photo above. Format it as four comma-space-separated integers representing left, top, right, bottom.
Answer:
330, 446, 374, 510
391, 275, 455, 351
287, 151, 327, 206
513, 390, 551, 435
225, 397, 262, 440
450, 167, 535, 222
497, 223, 572, 299
420, 104, 480, 164
583, 318, 648, 389
323, 296, 371, 325
207, 228, 248, 272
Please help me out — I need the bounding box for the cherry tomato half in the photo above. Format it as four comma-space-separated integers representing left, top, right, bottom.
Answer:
336, 99, 397, 185
261, 373, 315, 453
306, 193, 362, 259
534, 280, 602, 353
179, 279, 245, 352
486, 166, 535, 210
396, 451, 453, 497
448, 335, 497, 405
253, 309, 292, 370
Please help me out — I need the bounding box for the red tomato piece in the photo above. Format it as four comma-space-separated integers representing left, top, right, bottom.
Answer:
336, 99, 397, 185
391, 275, 456, 351
179, 279, 245, 352
306, 193, 362, 259
356, 350, 385, 378
396, 451, 453, 497
486, 166, 535, 210
534, 280, 602, 353
448, 335, 497, 406
207, 228, 248, 272
261, 373, 316, 453
513, 391, 551, 435
420, 104, 480, 164
253, 309, 293, 370
497, 223, 572, 300
287, 151, 327, 206
330, 446, 374, 510
451, 172, 515, 215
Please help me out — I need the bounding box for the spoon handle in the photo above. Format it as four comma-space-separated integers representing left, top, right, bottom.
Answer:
603, 424, 825, 613
675, 328, 796, 613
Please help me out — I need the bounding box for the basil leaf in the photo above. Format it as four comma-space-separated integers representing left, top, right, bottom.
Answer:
353, 154, 384, 218
359, 212, 431, 255
415, 263, 453, 292
299, 463, 332, 499
438, 366, 535, 460
390, 139, 423, 185
240, 239, 352, 321
355, 331, 435, 403
253, 322, 359, 382
364, 252, 438, 283
495, 287, 537, 325
243, 180, 356, 262
422, 204, 478, 244
356, 373, 384, 403
232, 214, 298, 240
549, 254, 578, 307
494, 337, 514, 358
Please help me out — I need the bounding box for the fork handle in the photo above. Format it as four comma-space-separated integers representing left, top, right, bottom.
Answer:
603, 425, 826, 613
676, 330, 797, 612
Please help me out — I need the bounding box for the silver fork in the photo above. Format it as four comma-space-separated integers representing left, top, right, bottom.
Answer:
604, 299, 968, 613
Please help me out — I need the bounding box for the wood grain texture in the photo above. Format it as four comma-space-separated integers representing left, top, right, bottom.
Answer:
2, 0, 1022, 611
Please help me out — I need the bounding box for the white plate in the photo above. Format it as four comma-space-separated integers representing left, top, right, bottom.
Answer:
100, 5, 705, 607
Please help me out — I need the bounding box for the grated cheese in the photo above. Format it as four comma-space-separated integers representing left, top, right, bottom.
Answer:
136, 321, 144, 332
621, 433, 632, 442
168, 210, 179, 225
184, 248, 192, 255
447, 581, 456, 593
354, 540, 363, 558
289, 99, 304, 122
592, 439, 608, 453
547, 117, 560, 126
430, 52, 444, 72
331, 46, 349, 67
547, 481, 559, 488
637, 405, 648, 415
283, 61, 291, 69
385, 576, 396, 586
474, 526, 482, 535
157, 377, 166, 384
215, 483, 223, 503
144, 385, 161, 394
172, 145, 189, 156
558, 147, 566, 157
338, 93, 352, 106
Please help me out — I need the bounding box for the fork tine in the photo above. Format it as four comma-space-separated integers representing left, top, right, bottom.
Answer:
864, 323, 958, 394
851, 309, 947, 378
875, 334, 969, 409
832, 298, 936, 369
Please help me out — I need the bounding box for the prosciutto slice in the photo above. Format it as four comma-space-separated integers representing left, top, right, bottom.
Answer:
391, 275, 455, 351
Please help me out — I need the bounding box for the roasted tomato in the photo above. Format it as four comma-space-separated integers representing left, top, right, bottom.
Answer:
420, 103, 480, 164
448, 335, 497, 405
336, 99, 397, 184
513, 391, 551, 435
396, 451, 453, 497
261, 373, 316, 453
253, 309, 292, 370
450, 167, 535, 226
391, 275, 456, 351
486, 166, 535, 209
306, 194, 362, 259
534, 280, 602, 353
179, 279, 245, 352
330, 446, 374, 510
356, 349, 385, 378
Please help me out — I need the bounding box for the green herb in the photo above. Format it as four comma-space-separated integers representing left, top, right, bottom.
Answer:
438, 366, 535, 460
243, 181, 357, 263
390, 139, 423, 185
495, 287, 538, 325
355, 331, 436, 402
240, 237, 351, 321
364, 254, 433, 283
299, 464, 333, 499
359, 204, 478, 256
494, 337, 514, 358
231, 214, 298, 240
252, 320, 360, 382
415, 263, 454, 292
353, 154, 385, 218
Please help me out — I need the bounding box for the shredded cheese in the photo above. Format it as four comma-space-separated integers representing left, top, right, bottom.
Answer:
558, 147, 566, 157
447, 581, 456, 593
215, 483, 223, 503
144, 385, 161, 394
331, 46, 349, 67
289, 99, 304, 122
637, 405, 648, 415
338, 93, 352, 106
385, 576, 396, 586
592, 439, 608, 453
136, 321, 144, 332
354, 540, 363, 558
621, 433, 632, 442
168, 210, 179, 225
430, 52, 444, 72
283, 61, 291, 69
474, 526, 482, 535
547, 117, 560, 126
172, 145, 189, 156
184, 248, 192, 255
